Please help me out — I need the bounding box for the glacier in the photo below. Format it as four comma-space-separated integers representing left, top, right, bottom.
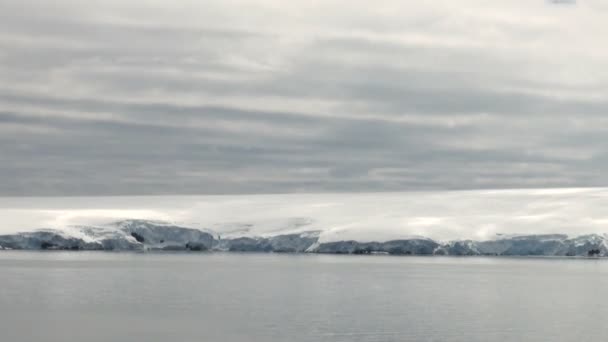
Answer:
2, 188, 608, 256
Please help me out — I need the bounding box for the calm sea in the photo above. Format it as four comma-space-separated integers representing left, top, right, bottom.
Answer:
1, 252, 607, 341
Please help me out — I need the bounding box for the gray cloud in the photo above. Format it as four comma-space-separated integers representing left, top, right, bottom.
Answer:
1, 0, 608, 195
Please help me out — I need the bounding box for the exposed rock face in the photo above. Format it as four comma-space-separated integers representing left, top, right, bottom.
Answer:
130, 232, 145, 243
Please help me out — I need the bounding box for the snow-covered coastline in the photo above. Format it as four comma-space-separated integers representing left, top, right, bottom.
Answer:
1, 219, 607, 256
2, 188, 608, 256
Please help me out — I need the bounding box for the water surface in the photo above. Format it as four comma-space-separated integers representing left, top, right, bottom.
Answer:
1, 252, 607, 341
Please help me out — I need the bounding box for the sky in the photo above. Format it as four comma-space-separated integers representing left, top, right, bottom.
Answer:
2, 188, 608, 241
2, 0, 608, 196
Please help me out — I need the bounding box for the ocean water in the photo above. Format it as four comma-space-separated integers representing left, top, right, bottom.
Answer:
1, 252, 608, 342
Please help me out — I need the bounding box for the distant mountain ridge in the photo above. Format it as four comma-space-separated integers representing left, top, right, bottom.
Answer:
1, 219, 607, 257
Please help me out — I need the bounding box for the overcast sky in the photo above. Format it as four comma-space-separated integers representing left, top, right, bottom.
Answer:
2, 0, 608, 195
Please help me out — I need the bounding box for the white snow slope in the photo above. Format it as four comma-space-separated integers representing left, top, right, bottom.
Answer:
1, 188, 608, 243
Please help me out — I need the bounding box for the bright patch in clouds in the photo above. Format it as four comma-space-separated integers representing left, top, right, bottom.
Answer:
2, 188, 608, 242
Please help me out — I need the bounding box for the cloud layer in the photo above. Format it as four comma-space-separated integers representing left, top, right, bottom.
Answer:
2, 188, 608, 242
2, 0, 608, 195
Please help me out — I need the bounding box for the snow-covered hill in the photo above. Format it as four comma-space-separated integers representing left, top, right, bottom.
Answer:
2, 188, 608, 256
